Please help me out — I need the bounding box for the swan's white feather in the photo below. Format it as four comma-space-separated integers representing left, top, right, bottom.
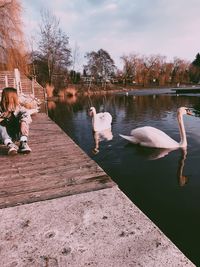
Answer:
119, 107, 191, 149
129, 126, 179, 148
90, 107, 112, 132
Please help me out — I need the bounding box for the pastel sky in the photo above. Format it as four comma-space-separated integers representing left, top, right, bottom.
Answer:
21, 0, 200, 70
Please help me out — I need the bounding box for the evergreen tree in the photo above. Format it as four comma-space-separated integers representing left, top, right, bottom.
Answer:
189, 53, 200, 83
192, 53, 200, 67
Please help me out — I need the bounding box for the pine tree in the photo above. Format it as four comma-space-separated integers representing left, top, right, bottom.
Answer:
192, 53, 200, 67
190, 53, 200, 83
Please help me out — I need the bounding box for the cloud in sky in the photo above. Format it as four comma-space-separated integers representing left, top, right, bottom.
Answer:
22, 0, 200, 69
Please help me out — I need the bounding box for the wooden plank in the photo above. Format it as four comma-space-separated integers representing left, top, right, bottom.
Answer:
0, 113, 116, 209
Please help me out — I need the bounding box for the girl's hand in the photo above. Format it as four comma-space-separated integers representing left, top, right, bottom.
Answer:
0, 111, 11, 119
0, 112, 10, 122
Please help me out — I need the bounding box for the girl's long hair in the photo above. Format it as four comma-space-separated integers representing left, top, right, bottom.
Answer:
0, 87, 19, 112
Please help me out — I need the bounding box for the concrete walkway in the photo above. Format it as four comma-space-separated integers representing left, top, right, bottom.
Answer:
0, 187, 195, 267
0, 113, 195, 266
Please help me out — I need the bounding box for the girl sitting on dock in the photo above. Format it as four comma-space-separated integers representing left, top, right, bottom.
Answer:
0, 87, 32, 155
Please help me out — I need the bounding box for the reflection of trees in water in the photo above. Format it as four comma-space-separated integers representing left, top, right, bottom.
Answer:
48, 93, 199, 123
47, 101, 56, 111
82, 94, 199, 124
121, 95, 195, 122
193, 102, 200, 117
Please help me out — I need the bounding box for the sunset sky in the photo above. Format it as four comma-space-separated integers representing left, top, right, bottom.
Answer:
21, 0, 200, 70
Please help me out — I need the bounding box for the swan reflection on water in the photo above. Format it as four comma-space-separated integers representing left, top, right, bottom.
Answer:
134, 146, 177, 160
92, 128, 113, 154
177, 148, 188, 187
131, 145, 188, 187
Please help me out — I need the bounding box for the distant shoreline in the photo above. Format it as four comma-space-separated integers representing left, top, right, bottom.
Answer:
47, 85, 200, 101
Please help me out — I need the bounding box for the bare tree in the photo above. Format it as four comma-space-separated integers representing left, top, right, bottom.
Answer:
84, 49, 116, 84
171, 57, 190, 85
120, 52, 191, 87
121, 53, 141, 85
37, 8, 72, 87
0, 0, 27, 71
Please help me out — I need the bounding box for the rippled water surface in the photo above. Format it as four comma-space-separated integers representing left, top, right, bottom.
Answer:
48, 90, 200, 265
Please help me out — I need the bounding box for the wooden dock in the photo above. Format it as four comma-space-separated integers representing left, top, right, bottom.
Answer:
0, 113, 115, 209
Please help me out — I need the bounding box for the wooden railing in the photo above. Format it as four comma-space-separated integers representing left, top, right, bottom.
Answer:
0, 69, 46, 101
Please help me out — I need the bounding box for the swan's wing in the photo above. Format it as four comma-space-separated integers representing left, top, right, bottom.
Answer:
119, 134, 138, 143
98, 112, 112, 123
120, 127, 158, 145
130, 126, 179, 148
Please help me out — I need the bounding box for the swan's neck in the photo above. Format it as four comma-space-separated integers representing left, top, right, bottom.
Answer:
92, 111, 97, 122
91, 110, 98, 128
178, 113, 187, 147
91, 110, 96, 118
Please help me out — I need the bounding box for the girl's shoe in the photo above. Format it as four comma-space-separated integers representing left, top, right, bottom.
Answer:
18, 141, 31, 154
7, 143, 18, 156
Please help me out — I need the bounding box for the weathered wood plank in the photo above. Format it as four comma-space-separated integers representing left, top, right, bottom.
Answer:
0, 113, 116, 209
0, 168, 107, 191
0, 159, 103, 180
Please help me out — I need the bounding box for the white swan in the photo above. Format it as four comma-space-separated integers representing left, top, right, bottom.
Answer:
120, 107, 193, 149
89, 107, 112, 132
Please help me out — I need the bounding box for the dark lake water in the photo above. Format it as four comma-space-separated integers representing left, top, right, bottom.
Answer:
48, 89, 200, 265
